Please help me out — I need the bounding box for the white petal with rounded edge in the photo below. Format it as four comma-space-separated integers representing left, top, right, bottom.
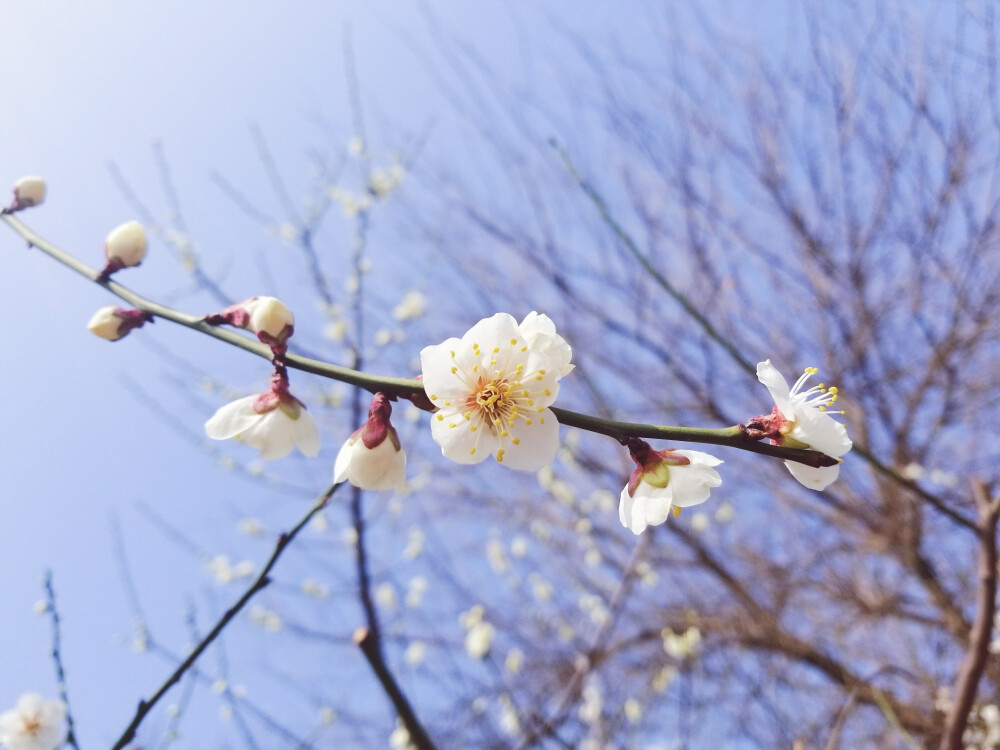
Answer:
756, 360, 794, 419
245, 410, 297, 460
785, 460, 840, 490
291, 409, 321, 457
431, 409, 494, 464
333, 438, 355, 484
500, 409, 560, 470
340, 438, 406, 491
205, 396, 260, 439
790, 407, 852, 458
519, 312, 574, 377
668, 450, 724, 508
419, 335, 477, 404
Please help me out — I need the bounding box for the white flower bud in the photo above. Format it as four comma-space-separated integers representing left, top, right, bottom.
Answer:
243, 296, 294, 339
88, 306, 127, 341
12, 176, 46, 208
87, 306, 149, 341
105, 220, 148, 268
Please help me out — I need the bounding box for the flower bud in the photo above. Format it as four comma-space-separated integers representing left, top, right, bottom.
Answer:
10, 176, 46, 211
334, 393, 406, 491
87, 306, 152, 341
243, 296, 294, 340
102, 220, 148, 277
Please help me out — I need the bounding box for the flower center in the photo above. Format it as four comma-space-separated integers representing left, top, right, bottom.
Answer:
475, 380, 511, 417
23, 716, 42, 735
790, 366, 845, 415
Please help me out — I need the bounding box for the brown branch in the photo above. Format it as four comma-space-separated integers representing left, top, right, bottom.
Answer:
110, 482, 340, 750
354, 627, 438, 750
939, 480, 999, 750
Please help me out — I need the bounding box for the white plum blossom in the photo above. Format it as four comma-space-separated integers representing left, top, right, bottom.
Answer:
755, 360, 853, 490
87, 306, 151, 341
619, 440, 723, 535
393, 291, 427, 321
204, 374, 320, 460
334, 393, 406, 491
0, 693, 66, 750
420, 312, 572, 470
204, 296, 295, 354
9, 176, 46, 211
101, 220, 147, 277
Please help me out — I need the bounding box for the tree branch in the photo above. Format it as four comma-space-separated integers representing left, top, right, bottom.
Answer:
110, 482, 340, 750
43, 571, 81, 750
0, 212, 838, 470
939, 480, 999, 750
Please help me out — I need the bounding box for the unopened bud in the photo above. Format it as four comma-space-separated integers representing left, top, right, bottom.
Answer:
101, 221, 148, 278
334, 392, 406, 491
243, 296, 294, 340
10, 176, 46, 211
87, 306, 152, 341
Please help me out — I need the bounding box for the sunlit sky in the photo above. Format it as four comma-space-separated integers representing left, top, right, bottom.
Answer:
0, 1, 812, 745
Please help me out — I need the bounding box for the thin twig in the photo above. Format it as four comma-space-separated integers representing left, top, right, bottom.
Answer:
43, 571, 81, 750
0, 212, 837, 470
110, 482, 341, 750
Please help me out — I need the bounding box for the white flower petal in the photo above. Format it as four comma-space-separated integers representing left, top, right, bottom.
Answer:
756, 359, 794, 419
500, 409, 560, 470
790, 407, 852, 458
292, 409, 321, 457
250, 411, 297, 460
204, 395, 260, 439
333, 438, 356, 484
431, 409, 494, 464
785, 460, 840, 490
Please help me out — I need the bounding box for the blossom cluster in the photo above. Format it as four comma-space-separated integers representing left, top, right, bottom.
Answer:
10, 174, 851, 530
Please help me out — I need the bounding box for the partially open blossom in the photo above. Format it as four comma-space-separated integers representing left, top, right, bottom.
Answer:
204, 372, 320, 460
9, 176, 46, 212
101, 220, 147, 278
619, 439, 723, 535
87, 306, 152, 341
0, 693, 66, 750
752, 360, 852, 490
334, 392, 406, 491
419, 312, 572, 470
204, 296, 295, 355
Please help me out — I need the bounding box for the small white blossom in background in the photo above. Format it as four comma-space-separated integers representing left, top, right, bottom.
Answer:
498, 694, 520, 737
754, 360, 853, 490
318, 706, 337, 725
237, 518, 264, 537
486, 539, 509, 574
0, 693, 66, 750
663, 625, 701, 660
9, 176, 47, 211
578, 677, 603, 725
420, 312, 573, 470
901, 462, 924, 480
715, 502, 735, 523
403, 528, 425, 560
690, 512, 710, 532
211, 679, 228, 695
374, 328, 393, 347
248, 605, 283, 633
334, 393, 406, 491
300, 579, 329, 599
529, 574, 554, 603
510, 536, 528, 558
369, 164, 405, 198
624, 698, 643, 723
204, 374, 320, 461
405, 577, 428, 609
375, 582, 398, 610
652, 666, 679, 693
619, 440, 723, 535
101, 220, 148, 277
505, 648, 524, 675
393, 291, 427, 321
347, 136, 365, 156
404, 641, 427, 667
389, 720, 415, 750
33, 601, 48, 615
460, 605, 496, 659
